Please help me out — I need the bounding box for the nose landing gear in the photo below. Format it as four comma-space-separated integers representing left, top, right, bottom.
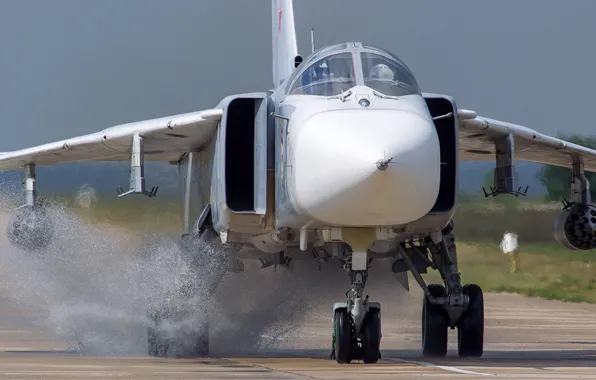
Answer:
330, 250, 382, 364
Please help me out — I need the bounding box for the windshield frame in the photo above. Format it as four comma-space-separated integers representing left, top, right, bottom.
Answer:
285, 44, 355, 94
288, 51, 358, 97
359, 50, 421, 97
285, 43, 421, 98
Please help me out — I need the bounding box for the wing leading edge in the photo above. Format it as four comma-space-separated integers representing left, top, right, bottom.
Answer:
0, 109, 222, 171
458, 109, 596, 173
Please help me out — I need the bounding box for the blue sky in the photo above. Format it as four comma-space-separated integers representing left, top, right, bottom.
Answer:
1, 0, 595, 151
1, 0, 594, 197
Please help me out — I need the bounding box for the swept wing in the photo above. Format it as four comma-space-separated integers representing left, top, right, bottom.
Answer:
0, 109, 222, 171
458, 108, 596, 172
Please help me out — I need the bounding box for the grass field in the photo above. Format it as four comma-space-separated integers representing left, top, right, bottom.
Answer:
423, 242, 596, 304
55, 196, 183, 236
40, 196, 596, 304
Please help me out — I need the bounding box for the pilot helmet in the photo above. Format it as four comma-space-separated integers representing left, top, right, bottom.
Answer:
316, 62, 331, 79
370, 63, 394, 81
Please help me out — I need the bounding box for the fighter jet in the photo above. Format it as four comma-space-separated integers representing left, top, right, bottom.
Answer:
1, 0, 595, 364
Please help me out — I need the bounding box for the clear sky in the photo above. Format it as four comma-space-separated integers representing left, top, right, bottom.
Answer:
1, 0, 595, 151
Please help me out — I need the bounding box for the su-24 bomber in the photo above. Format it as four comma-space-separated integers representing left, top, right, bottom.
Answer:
1, 0, 596, 364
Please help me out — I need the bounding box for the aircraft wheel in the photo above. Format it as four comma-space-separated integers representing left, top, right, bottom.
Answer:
147, 310, 169, 357
333, 308, 353, 364
421, 284, 448, 357
457, 284, 484, 358
361, 307, 381, 364
147, 308, 210, 358
184, 323, 209, 358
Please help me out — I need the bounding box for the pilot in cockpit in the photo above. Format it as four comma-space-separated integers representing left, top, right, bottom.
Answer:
366, 63, 398, 95
301, 62, 333, 95
295, 55, 355, 96
369, 63, 395, 82
314, 62, 331, 81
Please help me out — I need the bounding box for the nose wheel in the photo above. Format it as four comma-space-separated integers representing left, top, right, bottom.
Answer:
361, 307, 382, 363
331, 305, 381, 364
331, 308, 352, 364
330, 250, 382, 364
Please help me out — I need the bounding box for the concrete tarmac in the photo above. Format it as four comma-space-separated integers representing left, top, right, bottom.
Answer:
0, 207, 595, 378
1, 285, 596, 379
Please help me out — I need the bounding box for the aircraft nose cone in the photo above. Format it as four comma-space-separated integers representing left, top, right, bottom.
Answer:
288, 108, 441, 226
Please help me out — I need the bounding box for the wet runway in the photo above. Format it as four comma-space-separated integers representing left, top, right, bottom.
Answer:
1, 289, 596, 379
0, 207, 595, 378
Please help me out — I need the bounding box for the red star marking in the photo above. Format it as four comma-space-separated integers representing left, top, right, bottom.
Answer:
278, 7, 283, 33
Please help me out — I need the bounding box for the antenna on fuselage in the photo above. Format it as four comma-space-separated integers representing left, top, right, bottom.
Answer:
311, 28, 316, 53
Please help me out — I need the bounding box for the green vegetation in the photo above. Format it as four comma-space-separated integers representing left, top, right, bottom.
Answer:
51, 195, 182, 236
423, 242, 596, 304
537, 134, 596, 201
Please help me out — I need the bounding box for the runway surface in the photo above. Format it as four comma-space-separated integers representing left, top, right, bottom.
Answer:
1, 284, 596, 379
0, 207, 595, 378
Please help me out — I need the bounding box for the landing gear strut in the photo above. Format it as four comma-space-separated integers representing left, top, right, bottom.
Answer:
330, 250, 382, 364
398, 223, 484, 358
6, 164, 54, 252
147, 227, 233, 358
147, 301, 210, 358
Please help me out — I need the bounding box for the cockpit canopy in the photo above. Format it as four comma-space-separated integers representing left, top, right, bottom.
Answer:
287, 43, 421, 98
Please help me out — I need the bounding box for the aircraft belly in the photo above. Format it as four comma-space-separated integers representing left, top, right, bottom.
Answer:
288, 109, 441, 226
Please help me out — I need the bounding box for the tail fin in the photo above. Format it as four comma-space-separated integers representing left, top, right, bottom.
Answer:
272, 0, 298, 87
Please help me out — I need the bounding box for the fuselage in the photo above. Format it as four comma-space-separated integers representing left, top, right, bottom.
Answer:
205, 41, 458, 258
282, 89, 440, 227
272, 42, 442, 231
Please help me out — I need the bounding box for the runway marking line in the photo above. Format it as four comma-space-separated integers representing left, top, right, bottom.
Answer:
387, 357, 494, 376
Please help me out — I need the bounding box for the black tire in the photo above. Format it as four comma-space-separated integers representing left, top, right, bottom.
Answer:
361, 308, 381, 364
147, 228, 221, 359
185, 323, 209, 358
147, 318, 209, 358
421, 284, 449, 357
147, 310, 169, 357
147, 298, 211, 358
333, 308, 353, 364
147, 326, 160, 356
457, 284, 484, 358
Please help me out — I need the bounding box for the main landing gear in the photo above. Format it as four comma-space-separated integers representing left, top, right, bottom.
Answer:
330, 250, 382, 364
398, 222, 484, 358
147, 224, 243, 358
